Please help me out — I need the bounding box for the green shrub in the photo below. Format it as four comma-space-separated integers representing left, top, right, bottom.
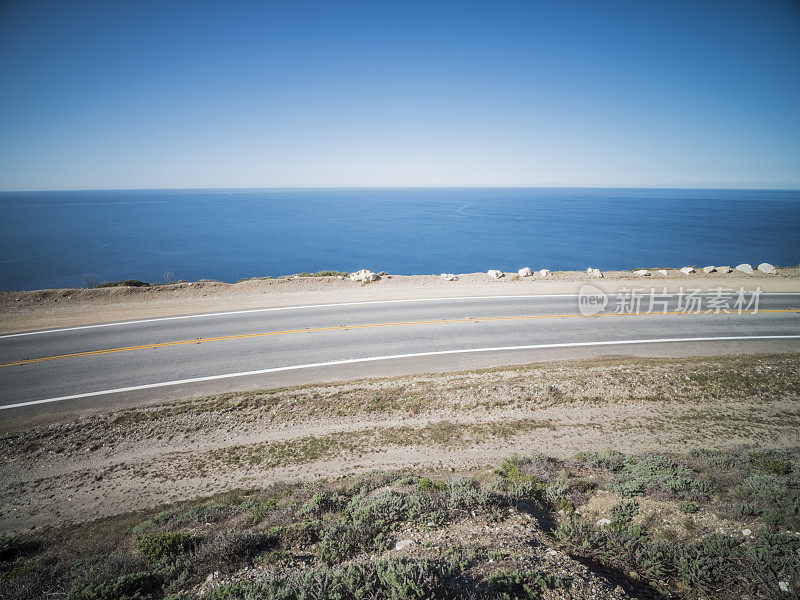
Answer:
678, 501, 699, 514
609, 499, 639, 527
395, 475, 419, 486
575, 449, 625, 472
294, 271, 349, 278
279, 520, 321, 549
318, 478, 495, 564
761, 509, 791, 530
347, 470, 397, 495
193, 530, 278, 574
133, 499, 259, 534
611, 454, 706, 500
95, 280, 150, 288
493, 456, 544, 500
733, 502, 761, 517
207, 557, 459, 599
749, 451, 791, 476
493, 455, 531, 483
739, 473, 792, 507
66, 571, 162, 600
444, 478, 489, 510
137, 532, 197, 562
743, 531, 800, 574
317, 493, 406, 563
487, 568, 565, 599
297, 490, 343, 518
675, 534, 739, 594
418, 477, 445, 492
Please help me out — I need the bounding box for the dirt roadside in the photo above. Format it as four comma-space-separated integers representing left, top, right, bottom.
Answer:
2, 353, 797, 534
2, 268, 799, 334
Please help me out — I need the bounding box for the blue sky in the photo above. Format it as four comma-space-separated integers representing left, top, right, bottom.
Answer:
1, 0, 799, 190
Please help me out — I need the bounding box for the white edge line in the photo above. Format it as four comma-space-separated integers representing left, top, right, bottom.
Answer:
3, 334, 799, 411
3, 292, 800, 339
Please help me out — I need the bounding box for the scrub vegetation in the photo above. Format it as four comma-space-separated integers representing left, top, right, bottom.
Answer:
2, 447, 798, 599
94, 280, 151, 288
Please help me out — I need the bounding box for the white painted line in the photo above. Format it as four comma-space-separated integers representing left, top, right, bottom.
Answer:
0, 295, 579, 339
2, 334, 798, 411
2, 292, 799, 339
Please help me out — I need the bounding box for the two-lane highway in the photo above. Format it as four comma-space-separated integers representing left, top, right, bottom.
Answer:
2, 293, 799, 419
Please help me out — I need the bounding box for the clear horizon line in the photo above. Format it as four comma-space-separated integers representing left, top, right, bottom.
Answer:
2, 184, 800, 193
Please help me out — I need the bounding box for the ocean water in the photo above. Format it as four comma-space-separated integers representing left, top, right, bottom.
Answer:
0, 187, 798, 291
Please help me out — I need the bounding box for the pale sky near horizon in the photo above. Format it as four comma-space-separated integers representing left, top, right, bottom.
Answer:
1, 0, 799, 191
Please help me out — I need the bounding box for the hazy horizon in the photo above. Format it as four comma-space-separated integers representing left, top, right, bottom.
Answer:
3, 184, 800, 194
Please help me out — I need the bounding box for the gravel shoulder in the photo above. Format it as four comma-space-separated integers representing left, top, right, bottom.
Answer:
2, 268, 799, 334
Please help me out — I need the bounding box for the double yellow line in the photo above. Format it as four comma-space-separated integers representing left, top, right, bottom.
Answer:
2, 309, 797, 368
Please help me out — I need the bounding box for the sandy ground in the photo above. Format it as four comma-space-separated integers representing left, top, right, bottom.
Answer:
1, 353, 797, 534
2, 268, 799, 334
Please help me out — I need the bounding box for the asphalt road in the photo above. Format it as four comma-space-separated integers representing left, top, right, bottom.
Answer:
1, 293, 799, 420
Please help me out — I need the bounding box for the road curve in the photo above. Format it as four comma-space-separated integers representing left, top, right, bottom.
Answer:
1, 293, 799, 419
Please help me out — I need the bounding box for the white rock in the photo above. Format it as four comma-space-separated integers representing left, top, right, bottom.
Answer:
440, 273, 458, 281
680, 267, 695, 275
633, 269, 650, 277
703, 266, 716, 274
487, 270, 504, 279
596, 518, 612, 527
717, 265, 732, 273
779, 581, 789, 593
518, 267, 532, 277
395, 539, 414, 551
587, 268, 603, 279
206, 573, 215, 582
349, 269, 378, 282
337, 275, 344, 280
657, 269, 669, 277
758, 262, 777, 274
538, 269, 550, 277
742, 528, 752, 536
735, 263, 754, 275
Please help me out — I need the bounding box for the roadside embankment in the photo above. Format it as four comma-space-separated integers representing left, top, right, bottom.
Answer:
2, 353, 797, 533
2, 267, 799, 334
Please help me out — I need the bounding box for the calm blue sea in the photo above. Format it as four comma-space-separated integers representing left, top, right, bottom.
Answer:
1, 187, 798, 291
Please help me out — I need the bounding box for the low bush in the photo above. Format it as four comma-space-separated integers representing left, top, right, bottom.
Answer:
193, 530, 278, 574
418, 477, 446, 492
749, 451, 792, 476
294, 270, 349, 277
137, 532, 197, 563
611, 453, 707, 500
575, 449, 625, 471
66, 570, 162, 600
492, 456, 544, 500
487, 568, 566, 599
95, 280, 150, 288
347, 470, 398, 495
296, 490, 344, 518
609, 498, 639, 527
207, 556, 461, 599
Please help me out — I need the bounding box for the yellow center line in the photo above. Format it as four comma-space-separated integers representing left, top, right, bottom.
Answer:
2, 309, 797, 368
